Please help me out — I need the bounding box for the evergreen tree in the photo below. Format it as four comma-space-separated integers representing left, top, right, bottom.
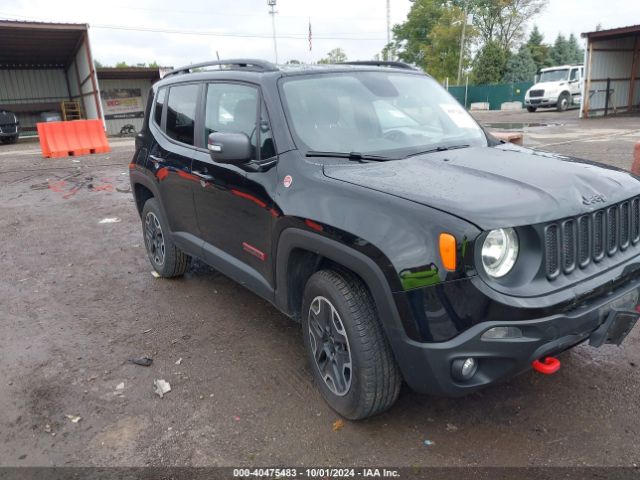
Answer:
566, 33, 584, 64
550, 34, 571, 64
526, 25, 551, 70
472, 40, 509, 84
502, 45, 538, 82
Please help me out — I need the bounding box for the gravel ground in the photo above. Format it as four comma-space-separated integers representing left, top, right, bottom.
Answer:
1, 113, 640, 467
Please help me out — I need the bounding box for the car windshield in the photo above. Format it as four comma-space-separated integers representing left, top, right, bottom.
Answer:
539, 69, 569, 82
280, 71, 486, 157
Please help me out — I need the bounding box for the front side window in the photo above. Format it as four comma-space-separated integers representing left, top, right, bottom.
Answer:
280, 72, 485, 156
166, 84, 199, 146
570, 68, 579, 81
204, 83, 258, 150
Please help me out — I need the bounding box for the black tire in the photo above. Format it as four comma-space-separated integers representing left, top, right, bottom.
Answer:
1, 135, 17, 144
301, 269, 401, 420
526, 106, 537, 113
141, 197, 190, 277
557, 92, 570, 112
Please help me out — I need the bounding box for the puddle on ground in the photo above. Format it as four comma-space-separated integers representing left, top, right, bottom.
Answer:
484, 122, 563, 130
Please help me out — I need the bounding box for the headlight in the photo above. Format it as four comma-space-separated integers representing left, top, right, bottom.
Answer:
481, 228, 519, 278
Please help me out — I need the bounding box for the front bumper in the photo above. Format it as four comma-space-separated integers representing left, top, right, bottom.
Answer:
391, 276, 640, 397
525, 97, 557, 107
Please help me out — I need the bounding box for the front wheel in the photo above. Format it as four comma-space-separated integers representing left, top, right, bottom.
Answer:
557, 93, 570, 112
526, 106, 537, 113
141, 198, 190, 278
301, 270, 402, 420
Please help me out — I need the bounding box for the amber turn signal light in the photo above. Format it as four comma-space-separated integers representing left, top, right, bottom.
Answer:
439, 233, 457, 271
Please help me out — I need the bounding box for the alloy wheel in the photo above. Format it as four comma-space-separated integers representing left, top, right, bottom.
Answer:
308, 296, 353, 396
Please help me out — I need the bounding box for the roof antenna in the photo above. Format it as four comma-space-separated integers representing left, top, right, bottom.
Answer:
216, 50, 221, 69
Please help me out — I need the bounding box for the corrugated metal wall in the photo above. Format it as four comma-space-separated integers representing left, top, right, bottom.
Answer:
100, 78, 153, 135
583, 36, 640, 116
0, 69, 69, 131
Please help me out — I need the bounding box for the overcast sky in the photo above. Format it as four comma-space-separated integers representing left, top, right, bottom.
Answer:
1, 0, 638, 67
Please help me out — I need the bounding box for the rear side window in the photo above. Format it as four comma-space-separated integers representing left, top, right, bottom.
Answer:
153, 88, 166, 126
166, 84, 199, 146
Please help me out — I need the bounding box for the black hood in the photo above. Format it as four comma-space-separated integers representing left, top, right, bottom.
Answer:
323, 144, 640, 230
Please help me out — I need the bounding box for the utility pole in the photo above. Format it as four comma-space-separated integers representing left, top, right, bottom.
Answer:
457, 0, 468, 85
385, 0, 391, 60
268, 0, 279, 64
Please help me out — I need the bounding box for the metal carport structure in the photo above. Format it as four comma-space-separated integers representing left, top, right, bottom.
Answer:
581, 24, 640, 118
0, 20, 103, 133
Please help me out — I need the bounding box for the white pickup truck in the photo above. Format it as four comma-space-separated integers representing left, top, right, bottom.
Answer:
524, 65, 584, 112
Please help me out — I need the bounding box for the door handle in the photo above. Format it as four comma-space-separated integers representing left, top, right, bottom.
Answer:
192, 170, 214, 181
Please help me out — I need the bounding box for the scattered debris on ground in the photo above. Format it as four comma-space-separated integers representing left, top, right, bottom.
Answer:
98, 217, 121, 224
153, 379, 171, 398
130, 357, 153, 367
423, 439, 435, 447
332, 419, 345, 432
175, 357, 183, 365
65, 415, 82, 423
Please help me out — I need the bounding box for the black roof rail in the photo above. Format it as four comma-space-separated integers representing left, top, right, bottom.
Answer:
163, 59, 278, 78
341, 61, 417, 70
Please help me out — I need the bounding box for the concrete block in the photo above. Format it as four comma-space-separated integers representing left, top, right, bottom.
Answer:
469, 102, 490, 111
491, 131, 524, 146
501, 101, 523, 111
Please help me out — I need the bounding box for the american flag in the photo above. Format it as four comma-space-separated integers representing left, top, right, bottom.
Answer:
308, 18, 312, 51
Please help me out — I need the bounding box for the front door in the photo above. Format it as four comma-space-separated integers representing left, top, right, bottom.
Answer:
191, 82, 278, 295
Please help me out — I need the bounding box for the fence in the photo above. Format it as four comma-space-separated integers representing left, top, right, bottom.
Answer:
447, 81, 533, 110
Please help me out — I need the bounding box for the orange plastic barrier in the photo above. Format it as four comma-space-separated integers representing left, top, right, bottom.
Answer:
37, 119, 111, 158
632, 142, 640, 176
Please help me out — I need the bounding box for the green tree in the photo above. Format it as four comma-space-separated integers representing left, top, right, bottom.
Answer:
94, 59, 104, 68
549, 34, 571, 64
115, 61, 129, 68
526, 25, 551, 70
148, 61, 160, 68
465, 0, 548, 51
390, 0, 449, 66
390, 0, 474, 81
472, 40, 509, 84
318, 48, 348, 64
286, 59, 301, 64
566, 33, 584, 64
502, 45, 537, 82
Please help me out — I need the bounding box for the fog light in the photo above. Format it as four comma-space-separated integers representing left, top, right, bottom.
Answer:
481, 326, 522, 340
452, 357, 478, 381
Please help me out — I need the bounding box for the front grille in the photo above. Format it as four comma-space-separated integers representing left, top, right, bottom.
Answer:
0, 124, 17, 134
544, 197, 640, 279
529, 89, 544, 98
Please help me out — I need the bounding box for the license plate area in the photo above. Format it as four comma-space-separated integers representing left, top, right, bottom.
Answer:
589, 289, 640, 347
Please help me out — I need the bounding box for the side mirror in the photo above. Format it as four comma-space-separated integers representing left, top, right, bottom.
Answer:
534, 74, 539, 84
208, 132, 251, 164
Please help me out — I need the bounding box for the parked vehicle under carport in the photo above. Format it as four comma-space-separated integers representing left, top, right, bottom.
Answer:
0, 109, 19, 144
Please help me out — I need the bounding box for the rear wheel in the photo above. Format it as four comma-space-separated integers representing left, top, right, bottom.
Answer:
301, 269, 401, 420
557, 92, 570, 112
526, 106, 537, 113
141, 198, 190, 278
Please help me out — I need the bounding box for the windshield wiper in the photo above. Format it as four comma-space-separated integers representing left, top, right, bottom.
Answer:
305, 151, 394, 162
405, 144, 470, 158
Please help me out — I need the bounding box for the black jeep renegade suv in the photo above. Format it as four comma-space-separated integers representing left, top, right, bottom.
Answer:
130, 59, 640, 419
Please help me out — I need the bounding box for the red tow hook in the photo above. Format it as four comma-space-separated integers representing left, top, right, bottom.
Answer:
532, 356, 561, 375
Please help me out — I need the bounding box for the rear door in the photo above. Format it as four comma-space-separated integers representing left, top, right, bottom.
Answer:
191, 82, 277, 297
148, 83, 202, 252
